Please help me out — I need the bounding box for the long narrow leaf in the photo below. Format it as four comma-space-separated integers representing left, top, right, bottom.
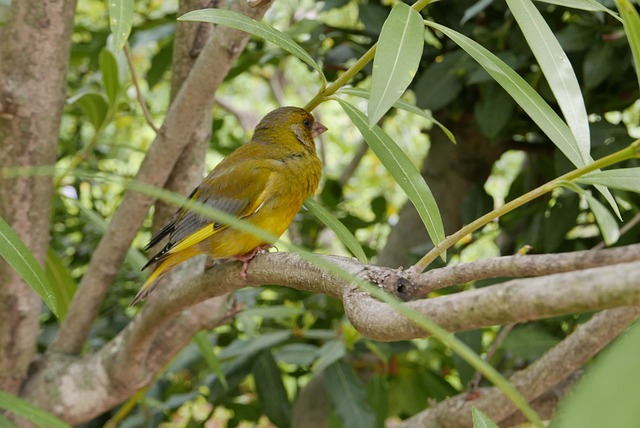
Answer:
339, 87, 456, 144
193, 332, 228, 389
325, 360, 376, 428
252, 351, 292, 428
0, 391, 71, 428
45, 248, 76, 319
336, 98, 446, 258
576, 168, 640, 192
507, 0, 591, 164
179, 9, 326, 84
304, 198, 368, 263
426, 21, 585, 168
108, 0, 133, 53
0, 216, 58, 317
472, 407, 499, 428
369, 2, 424, 126
535, 0, 622, 23
616, 0, 640, 91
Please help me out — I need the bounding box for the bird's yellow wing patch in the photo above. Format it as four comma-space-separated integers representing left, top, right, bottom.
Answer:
167, 223, 219, 255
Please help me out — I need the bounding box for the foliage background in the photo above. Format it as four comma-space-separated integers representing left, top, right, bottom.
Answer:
1, 0, 640, 427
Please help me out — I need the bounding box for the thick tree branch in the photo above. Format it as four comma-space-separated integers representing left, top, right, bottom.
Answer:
412, 243, 640, 297
398, 306, 640, 427
0, 0, 77, 393
22, 245, 640, 424
49, 0, 272, 355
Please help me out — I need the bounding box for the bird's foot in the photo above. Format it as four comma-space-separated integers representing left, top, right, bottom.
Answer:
236, 244, 273, 280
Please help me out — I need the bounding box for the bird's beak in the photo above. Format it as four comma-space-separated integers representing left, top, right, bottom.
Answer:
312, 121, 328, 137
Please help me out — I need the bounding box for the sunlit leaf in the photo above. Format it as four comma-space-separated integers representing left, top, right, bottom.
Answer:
336, 98, 446, 258
506, 0, 590, 164
472, 407, 499, 428
179, 9, 326, 84
576, 168, 640, 192
616, 0, 640, 91
368, 2, 424, 125
108, 0, 134, 53
0, 391, 70, 428
304, 198, 368, 263
0, 215, 58, 317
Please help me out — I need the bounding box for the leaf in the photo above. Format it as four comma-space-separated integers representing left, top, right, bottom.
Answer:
550, 320, 640, 428
99, 48, 120, 106
425, 21, 586, 168
217, 331, 291, 360
474, 83, 515, 138
304, 198, 367, 263
336, 98, 446, 258
0, 215, 59, 317
535, 0, 622, 22
274, 343, 319, 366
368, 2, 424, 125
576, 168, 640, 193
472, 407, 499, 428
366, 375, 389, 428
583, 43, 614, 90
506, 0, 590, 165
193, 331, 228, 390
0, 391, 71, 428
559, 181, 620, 245
253, 351, 292, 428
67, 92, 109, 131
313, 340, 347, 376
339, 87, 456, 143
616, 0, 640, 91
0, 412, 17, 428
325, 360, 376, 428
414, 50, 466, 111
108, 0, 134, 53
179, 9, 326, 84
45, 248, 77, 319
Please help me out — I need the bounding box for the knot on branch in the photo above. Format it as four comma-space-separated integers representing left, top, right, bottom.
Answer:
363, 266, 415, 301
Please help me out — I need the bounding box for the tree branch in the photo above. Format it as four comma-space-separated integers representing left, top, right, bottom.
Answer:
49, 0, 272, 355
398, 306, 640, 427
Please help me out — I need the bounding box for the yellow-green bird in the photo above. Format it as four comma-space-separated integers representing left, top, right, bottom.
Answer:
131, 106, 326, 305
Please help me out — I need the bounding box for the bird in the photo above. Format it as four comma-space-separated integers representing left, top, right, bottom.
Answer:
130, 106, 326, 306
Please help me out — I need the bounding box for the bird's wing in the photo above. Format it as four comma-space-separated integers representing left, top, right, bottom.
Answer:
146, 160, 276, 266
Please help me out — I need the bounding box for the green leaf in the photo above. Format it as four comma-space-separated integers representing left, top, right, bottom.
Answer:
583, 43, 614, 90
179, 9, 326, 84
550, 320, 640, 428
559, 181, 620, 245
474, 83, 515, 138
336, 98, 446, 258
472, 407, 499, 428
0, 412, 17, 428
325, 360, 376, 428
45, 248, 76, 319
339, 87, 456, 143
304, 198, 367, 263
535, 0, 622, 22
414, 50, 466, 111
274, 343, 319, 366
0, 391, 71, 428
99, 49, 120, 106
506, 0, 590, 165
576, 168, 640, 192
253, 351, 292, 428
366, 375, 389, 428
218, 331, 291, 360
0, 215, 59, 317
368, 2, 424, 125
425, 21, 586, 168
616, 0, 640, 91
67, 92, 109, 131
108, 0, 134, 53
313, 340, 347, 376
193, 331, 228, 390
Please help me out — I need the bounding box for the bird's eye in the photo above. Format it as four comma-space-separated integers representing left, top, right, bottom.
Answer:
303, 118, 312, 128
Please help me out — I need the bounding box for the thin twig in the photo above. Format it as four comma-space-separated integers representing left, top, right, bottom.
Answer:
468, 323, 515, 396
592, 212, 640, 250
124, 45, 159, 133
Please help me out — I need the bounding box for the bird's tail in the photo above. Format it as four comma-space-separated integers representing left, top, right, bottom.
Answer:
130, 248, 198, 306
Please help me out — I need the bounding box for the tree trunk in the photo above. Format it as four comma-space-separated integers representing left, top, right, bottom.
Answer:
0, 0, 77, 394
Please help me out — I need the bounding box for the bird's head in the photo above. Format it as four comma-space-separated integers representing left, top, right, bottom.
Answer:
254, 106, 327, 151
